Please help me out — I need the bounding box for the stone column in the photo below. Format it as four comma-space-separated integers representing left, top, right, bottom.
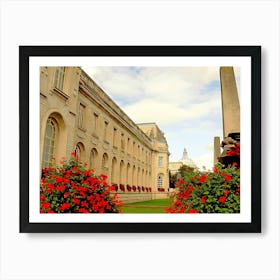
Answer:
214, 136, 221, 165
220, 67, 240, 138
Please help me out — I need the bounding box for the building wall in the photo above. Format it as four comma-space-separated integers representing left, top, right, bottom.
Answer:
169, 162, 183, 175
137, 123, 170, 193
40, 67, 170, 194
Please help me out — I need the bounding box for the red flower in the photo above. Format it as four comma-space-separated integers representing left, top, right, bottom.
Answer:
73, 198, 80, 205
213, 167, 219, 173
56, 185, 66, 191
199, 174, 207, 183
200, 196, 206, 203
81, 201, 88, 207
78, 208, 89, 213
84, 170, 90, 176
219, 196, 227, 203
46, 184, 55, 193
55, 177, 64, 183
100, 174, 108, 181
227, 143, 240, 156
79, 191, 86, 197
59, 203, 70, 211
63, 178, 70, 184
188, 209, 199, 213
42, 202, 50, 210
224, 189, 229, 196
40, 194, 46, 201
64, 192, 69, 198
224, 175, 232, 182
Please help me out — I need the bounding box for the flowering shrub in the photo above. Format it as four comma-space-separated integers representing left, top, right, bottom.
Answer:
165, 164, 240, 213
40, 154, 122, 213
112, 183, 118, 192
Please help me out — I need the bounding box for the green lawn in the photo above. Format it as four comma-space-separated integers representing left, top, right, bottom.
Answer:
121, 198, 173, 214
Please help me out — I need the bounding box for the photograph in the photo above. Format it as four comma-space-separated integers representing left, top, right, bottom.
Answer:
40, 65, 241, 215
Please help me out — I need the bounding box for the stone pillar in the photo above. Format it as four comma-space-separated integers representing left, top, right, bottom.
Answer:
214, 136, 221, 165
220, 67, 240, 138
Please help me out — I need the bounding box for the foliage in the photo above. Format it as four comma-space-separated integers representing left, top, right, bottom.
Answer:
169, 165, 195, 189
40, 153, 122, 213
178, 164, 195, 177
165, 163, 240, 214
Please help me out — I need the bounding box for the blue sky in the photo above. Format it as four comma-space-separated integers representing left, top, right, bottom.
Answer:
82, 66, 240, 170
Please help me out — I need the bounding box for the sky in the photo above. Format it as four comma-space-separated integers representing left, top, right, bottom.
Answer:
82, 66, 240, 170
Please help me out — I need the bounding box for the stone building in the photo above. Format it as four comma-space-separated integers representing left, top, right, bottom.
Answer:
40, 67, 170, 198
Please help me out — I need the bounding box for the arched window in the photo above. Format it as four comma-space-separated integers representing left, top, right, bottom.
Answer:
90, 148, 98, 170
42, 118, 57, 168
74, 145, 81, 159
120, 160, 125, 184
157, 174, 163, 187
111, 157, 117, 183
102, 153, 108, 169
127, 163, 131, 185
74, 142, 85, 161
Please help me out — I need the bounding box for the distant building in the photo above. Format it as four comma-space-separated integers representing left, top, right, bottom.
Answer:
169, 148, 197, 175
178, 148, 197, 169
40, 67, 170, 199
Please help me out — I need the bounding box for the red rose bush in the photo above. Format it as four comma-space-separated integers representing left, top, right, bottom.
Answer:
40, 154, 122, 213
165, 163, 240, 214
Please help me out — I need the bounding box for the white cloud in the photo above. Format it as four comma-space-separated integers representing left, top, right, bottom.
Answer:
122, 95, 221, 126
194, 152, 215, 171
81, 66, 235, 168
82, 66, 221, 106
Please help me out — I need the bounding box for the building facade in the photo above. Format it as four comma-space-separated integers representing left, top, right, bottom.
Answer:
40, 67, 169, 194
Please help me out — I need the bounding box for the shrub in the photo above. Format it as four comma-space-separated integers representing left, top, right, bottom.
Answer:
40, 154, 122, 213
120, 184, 125, 192
166, 164, 240, 214
112, 183, 118, 192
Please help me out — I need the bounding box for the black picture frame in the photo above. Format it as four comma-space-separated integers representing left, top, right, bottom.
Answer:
19, 46, 261, 233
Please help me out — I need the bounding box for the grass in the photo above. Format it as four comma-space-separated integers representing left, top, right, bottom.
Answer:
121, 198, 173, 214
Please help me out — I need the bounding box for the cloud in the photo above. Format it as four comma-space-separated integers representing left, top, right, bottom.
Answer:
122, 94, 221, 126
193, 152, 215, 171
81, 66, 233, 168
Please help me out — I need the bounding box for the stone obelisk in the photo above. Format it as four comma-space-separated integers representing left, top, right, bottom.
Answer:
220, 67, 240, 138
213, 136, 221, 165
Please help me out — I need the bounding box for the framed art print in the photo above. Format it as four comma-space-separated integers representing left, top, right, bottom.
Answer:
19, 46, 261, 233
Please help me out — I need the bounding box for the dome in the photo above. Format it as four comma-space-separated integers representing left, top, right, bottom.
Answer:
179, 148, 197, 168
